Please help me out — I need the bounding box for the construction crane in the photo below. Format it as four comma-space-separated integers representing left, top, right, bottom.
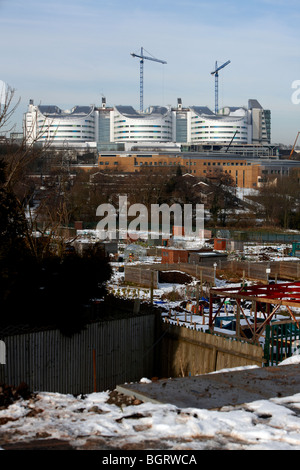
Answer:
289, 131, 300, 159
130, 47, 167, 113
211, 60, 231, 114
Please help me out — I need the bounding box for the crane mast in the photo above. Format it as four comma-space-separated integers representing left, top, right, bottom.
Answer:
211, 60, 231, 114
131, 47, 167, 113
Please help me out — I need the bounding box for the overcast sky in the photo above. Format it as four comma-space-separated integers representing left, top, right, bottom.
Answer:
1, 0, 300, 144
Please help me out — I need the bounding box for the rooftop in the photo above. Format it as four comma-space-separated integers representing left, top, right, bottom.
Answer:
38, 105, 95, 118
115, 105, 170, 119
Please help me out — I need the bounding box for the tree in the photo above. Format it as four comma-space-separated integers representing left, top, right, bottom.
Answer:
0, 158, 28, 259
255, 173, 300, 229
0, 155, 113, 336
0, 83, 20, 134
0, 86, 113, 335
208, 169, 236, 226
0, 243, 112, 336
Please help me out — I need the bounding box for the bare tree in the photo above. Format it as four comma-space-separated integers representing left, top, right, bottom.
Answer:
0, 83, 71, 259
0, 83, 20, 135
255, 173, 300, 229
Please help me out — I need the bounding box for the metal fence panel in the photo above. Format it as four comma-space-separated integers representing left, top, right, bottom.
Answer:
264, 322, 300, 366
0, 313, 157, 395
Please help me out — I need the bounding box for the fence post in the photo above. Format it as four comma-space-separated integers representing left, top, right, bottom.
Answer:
200, 271, 203, 297
236, 301, 241, 339
264, 324, 271, 366
150, 271, 153, 304
196, 283, 200, 314
93, 349, 97, 392
0, 340, 5, 365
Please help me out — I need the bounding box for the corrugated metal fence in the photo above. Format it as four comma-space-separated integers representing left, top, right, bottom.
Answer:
217, 260, 300, 282
0, 312, 159, 395
125, 263, 215, 288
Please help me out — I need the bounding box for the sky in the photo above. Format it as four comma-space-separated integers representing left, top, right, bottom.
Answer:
1, 0, 300, 145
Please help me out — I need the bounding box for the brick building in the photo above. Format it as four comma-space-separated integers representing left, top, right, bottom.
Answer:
93, 152, 300, 189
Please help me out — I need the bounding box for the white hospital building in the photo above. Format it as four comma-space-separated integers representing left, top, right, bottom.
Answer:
23, 97, 271, 149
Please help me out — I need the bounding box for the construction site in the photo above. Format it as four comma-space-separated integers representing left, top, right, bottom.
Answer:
110, 232, 300, 377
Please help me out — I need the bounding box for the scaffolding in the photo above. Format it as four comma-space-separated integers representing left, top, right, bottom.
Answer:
209, 282, 300, 345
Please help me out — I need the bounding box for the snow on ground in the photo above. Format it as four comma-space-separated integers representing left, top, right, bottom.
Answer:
243, 242, 299, 262
2, 240, 300, 451
1, 360, 300, 450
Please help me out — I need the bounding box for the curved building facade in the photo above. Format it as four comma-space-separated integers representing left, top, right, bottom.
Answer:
112, 105, 173, 143
24, 101, 96, 145
189, 106, 250, 145
23, 98, 270, 147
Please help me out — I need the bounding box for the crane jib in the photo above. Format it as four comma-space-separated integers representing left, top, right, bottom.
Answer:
211, 60, 231, 75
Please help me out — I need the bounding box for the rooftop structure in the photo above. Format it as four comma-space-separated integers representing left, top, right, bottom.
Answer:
209, 281, 300, 344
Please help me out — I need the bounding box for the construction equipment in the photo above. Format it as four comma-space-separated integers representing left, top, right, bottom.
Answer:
225, 130, 238, 153
289, 131, 300, 159
131, 47, 167, 113
211, 60, 231, 114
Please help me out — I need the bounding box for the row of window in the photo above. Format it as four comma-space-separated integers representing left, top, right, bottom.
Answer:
99, 160, 180, 167
41, 135, 86, 139
191, 125, 247, 129
134, 161, 180, 166
114, 119, 172, 124
114, 125, 172, 129
203, 161, 251, 166
115, 136, 169, 140
115, 124, 170, 129
262, 169, 289, 175
98, 158, 252, 168
191, 136, 247, 140
114, 131, 172, 135
191, 131, 247, 135
46, 130, 94, 134
38, 122, 94, 128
